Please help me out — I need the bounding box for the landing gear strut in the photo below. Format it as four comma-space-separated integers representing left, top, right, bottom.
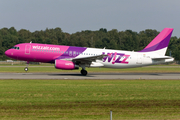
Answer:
81, 69, 87, 76
24, 61, 29, 72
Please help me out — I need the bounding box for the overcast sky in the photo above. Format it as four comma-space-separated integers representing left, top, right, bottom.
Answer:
0, 0, 180, 37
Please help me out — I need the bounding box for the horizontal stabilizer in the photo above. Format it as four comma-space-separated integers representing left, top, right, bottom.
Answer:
152, 56, 174, 64
151, 56, 174, 60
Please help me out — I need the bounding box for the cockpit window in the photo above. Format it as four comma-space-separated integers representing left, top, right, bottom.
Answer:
12, 46, 20, 50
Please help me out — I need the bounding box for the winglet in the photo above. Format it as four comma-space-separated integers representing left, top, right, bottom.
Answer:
139, 28, 173, 55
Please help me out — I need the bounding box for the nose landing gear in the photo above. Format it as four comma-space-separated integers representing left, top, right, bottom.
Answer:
24, 67, 28, 71
24, 61, 29, 72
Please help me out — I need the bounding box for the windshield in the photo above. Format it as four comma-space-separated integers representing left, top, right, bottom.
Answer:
12, 46, 20, 50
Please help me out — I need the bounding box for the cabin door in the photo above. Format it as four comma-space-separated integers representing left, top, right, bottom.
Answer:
25, 45, 31, 55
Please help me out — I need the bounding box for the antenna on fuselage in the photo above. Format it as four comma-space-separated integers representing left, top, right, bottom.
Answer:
103, 47, 106, 49
30, 41, 32, 43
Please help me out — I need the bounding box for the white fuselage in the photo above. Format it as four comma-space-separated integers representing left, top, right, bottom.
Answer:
74, 47, 165, 68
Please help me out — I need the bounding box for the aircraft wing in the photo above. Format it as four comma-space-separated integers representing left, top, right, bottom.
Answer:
72, 54, 107, 65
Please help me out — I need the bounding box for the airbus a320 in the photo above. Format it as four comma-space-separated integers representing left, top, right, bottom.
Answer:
5, 28, 174, 75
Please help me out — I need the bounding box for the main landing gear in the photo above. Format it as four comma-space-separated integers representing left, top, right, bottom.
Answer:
81, 69, 87, 76
80, 65, 88, 76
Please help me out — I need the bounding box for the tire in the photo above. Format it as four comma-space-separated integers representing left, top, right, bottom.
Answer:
24, 67, 28, 71
81, 70, 87, 76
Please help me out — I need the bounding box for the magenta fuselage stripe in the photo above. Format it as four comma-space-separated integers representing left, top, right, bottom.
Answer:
5, 43, 87, 63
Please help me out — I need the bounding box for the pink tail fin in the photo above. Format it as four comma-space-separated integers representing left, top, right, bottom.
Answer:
139, 28, 173, 55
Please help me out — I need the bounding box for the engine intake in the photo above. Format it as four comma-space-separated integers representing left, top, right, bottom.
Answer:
55, 60, 79, 70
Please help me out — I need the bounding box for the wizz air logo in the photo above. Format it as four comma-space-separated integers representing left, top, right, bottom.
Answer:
102, 52, 130, 64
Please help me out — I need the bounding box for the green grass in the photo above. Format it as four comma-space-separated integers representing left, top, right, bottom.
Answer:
0, 80, 180, 119
0, 65, 180, 73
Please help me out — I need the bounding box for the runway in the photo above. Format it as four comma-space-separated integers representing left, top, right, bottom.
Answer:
0, 72, 179, 80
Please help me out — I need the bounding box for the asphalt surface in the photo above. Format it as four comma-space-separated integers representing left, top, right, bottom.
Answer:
0, 72, 179, 80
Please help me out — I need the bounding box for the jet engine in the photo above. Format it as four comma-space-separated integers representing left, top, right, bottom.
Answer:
55, 59, 79, 70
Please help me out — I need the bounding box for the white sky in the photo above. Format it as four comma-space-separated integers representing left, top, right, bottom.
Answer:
0, 0, 180, 37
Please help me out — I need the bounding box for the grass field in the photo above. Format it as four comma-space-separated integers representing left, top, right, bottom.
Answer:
1, 80, 180, 120
0, 64, 180, 73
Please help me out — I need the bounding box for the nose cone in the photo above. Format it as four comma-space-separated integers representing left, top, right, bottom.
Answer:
5, 49, 12, 58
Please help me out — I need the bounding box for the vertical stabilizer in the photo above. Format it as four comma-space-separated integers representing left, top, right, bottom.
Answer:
139, 28, 173, 56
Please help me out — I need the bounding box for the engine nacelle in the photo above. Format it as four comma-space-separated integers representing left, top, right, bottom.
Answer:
55, 60, 79, 70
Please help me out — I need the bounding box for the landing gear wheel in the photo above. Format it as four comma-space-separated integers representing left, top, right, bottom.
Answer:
81, 70, 87, 76
24, 67, 28, 72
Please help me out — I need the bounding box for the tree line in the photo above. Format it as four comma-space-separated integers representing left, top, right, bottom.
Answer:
0, 27, 180, 61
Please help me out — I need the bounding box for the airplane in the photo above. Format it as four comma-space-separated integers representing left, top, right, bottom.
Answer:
5, 28, 174, 76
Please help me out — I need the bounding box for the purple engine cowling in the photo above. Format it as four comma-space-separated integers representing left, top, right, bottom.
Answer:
55, 59, 79, 70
